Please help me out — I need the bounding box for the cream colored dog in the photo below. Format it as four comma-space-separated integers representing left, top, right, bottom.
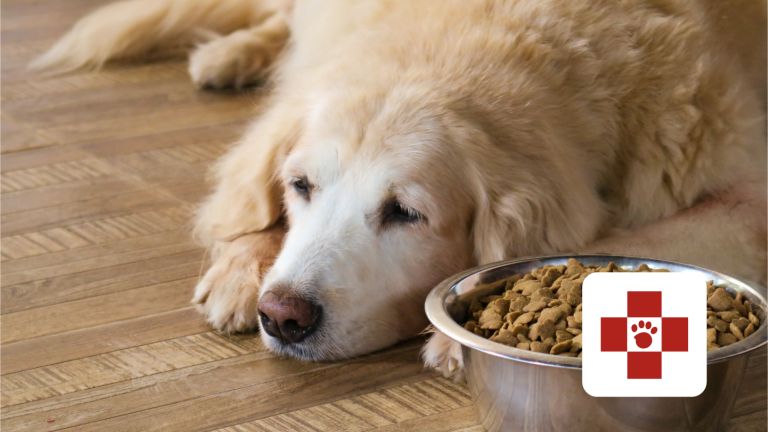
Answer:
37, 0, 766, 375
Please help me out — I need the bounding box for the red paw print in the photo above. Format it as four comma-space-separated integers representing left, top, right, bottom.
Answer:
631, 320, 657, 349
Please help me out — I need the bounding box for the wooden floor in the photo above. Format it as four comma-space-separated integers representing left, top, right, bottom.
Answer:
0, 1, 765, 431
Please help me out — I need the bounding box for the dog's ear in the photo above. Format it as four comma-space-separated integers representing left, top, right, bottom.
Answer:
469, 166, 605, 265
194, 105, 300, 246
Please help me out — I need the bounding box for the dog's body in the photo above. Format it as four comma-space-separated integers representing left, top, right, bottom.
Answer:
38, 0, 766, 374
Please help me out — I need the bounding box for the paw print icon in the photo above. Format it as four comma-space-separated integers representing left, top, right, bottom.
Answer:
631, 320, 658, 349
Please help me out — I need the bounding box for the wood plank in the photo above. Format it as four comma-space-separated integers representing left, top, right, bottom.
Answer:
1, 332, 264, 407
0, 144, 90, 171
1, 158, 113, 194
1, 350, 270, 421
1, 188, 182, 235
62, 342, 430, 432
1, 276, 197, 343
1, 308, 208, 374
212, 377, 474, 432
1, 246, 203, 313
1, 205, 193, 261
1, 225, 194, 275
1, 341, 425, 432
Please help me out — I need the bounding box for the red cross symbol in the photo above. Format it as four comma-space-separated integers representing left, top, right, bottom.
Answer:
600, 291, 688, 379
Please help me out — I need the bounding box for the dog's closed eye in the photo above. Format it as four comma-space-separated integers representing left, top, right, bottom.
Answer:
290, 176, 312, 200
381, 198, 425, 227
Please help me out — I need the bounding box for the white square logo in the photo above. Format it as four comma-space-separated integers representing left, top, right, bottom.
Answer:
582, 272, 707, 397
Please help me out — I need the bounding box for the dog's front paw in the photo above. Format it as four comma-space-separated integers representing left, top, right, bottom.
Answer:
192, 262, 262, 333
422, 329, 465, 380
188, 30, 272, 89
192, 233, 277, 333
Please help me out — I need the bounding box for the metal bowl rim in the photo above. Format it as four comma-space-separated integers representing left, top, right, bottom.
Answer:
425, 254, 768, 370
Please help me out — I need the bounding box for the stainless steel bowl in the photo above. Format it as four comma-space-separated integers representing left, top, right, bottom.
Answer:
425, 255, 767, 432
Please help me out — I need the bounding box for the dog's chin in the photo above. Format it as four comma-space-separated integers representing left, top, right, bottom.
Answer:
259, 325, 407, 361
259, 328, 345, 361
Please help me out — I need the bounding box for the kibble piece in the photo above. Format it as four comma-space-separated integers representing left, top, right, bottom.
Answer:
729, 322, 744, 340
571, 333, 582, 350
508, 324, 528, 337
574, 310, 583, 324
733, 301, 747, 316
492, 298, 510, 315
539, 307, 564, 324
564, 258, 584, 276
744, 323, 756, 338
716, 311, 740, 322
516, 280, 543, 295
512, 312, 535, 326
706, 281, 715, 296
556, 329, 574, 342
566, 327, 582, 335
504, 311, 523, 325
464, 321, 478, 332
523, 300, 548, 312
565, 291, 581, 307
517, 342, 530, 350
749, 312, 760, 326
731, 317, 750, 331
557, 302, 574, 316
479, 308, 503, 330
530, 341, 553, 353
531, 287, 554, 301
490, 329, 519, 346
707, 316, 729, 333
708, 288, 733, 311
550, 339, 572, 354
529, 321, 555, 341
508, 295, 529, 312
541, 267, 563, 286
717, 332, 738, 347
707, 328, 716, 344
567, 316, 580, 329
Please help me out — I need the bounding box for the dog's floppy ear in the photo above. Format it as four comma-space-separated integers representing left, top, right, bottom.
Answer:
194, 104, 300, 246
469, 158, 605, 264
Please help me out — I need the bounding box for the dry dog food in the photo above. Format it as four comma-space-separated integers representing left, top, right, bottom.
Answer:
460, 259, 761, 357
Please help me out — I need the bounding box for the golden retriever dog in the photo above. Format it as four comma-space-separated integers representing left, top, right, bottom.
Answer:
36, 0, 766, 375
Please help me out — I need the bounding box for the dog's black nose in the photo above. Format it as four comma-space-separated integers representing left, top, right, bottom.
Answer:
258, 292, 321, 343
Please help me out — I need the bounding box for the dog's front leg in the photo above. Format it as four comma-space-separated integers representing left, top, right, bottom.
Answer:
192, 223, 286, 333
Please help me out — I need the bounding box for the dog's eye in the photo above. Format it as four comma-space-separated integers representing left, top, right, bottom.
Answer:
290, 177, 312, 199
382, 199, 425, 226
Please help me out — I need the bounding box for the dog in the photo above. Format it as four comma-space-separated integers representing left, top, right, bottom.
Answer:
36, 0, 766, 376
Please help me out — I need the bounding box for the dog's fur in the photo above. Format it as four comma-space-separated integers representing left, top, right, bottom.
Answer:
37, 0, 767, 375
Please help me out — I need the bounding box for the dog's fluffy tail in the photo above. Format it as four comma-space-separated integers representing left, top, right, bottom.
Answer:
30, 0, 275, 73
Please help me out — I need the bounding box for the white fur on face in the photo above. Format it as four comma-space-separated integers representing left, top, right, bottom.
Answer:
259, 108, 475, 360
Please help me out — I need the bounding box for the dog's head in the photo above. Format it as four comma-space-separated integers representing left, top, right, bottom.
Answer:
196, 78, 603, 360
